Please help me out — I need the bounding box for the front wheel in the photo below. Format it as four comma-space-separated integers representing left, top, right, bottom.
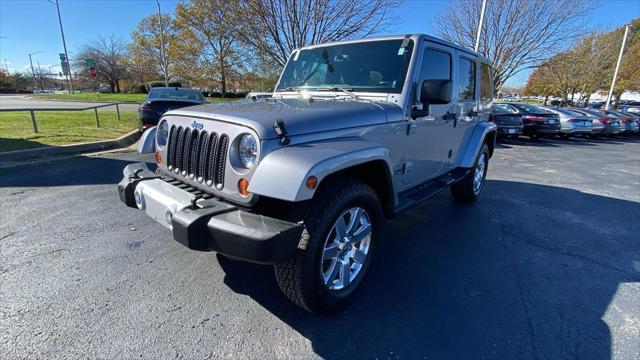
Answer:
274, 179, 382, 313
451, 143, 490, 202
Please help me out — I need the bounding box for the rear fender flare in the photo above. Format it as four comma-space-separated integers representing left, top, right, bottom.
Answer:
458, 122, 497, 168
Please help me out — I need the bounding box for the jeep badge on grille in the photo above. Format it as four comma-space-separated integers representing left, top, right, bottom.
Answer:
191, 121, 204, 130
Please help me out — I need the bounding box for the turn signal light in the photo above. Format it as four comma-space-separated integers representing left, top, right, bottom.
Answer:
238, 178, 250, 197
305, 176, 318, 190
155, 151, 161, 164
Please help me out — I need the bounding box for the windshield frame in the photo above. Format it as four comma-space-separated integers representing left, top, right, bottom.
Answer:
275, 38, 416, 95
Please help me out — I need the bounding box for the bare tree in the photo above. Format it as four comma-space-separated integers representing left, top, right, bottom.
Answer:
236, 0, 403, 68
74, 36, 129, 92
435, 0, 597, 91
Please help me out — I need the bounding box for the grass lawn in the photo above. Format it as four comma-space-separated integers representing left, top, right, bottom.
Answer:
33, 92, 238, 103
0, 110, 139, 152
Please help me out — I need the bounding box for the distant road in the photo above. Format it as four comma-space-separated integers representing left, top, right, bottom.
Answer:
0, 95, 140, 111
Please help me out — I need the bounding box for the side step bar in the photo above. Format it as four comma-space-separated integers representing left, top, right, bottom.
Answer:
395, 168, 471, 214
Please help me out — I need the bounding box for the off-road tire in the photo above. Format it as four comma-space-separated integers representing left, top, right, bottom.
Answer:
451, 143, 490, 202
274, 178, 382, 313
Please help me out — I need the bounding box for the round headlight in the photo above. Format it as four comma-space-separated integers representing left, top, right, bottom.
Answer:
157, 120, 169, 147
238, 134, 258, 169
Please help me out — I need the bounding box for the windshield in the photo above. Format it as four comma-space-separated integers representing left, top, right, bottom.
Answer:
276, 39, 414, 94
149, 88, 204, 101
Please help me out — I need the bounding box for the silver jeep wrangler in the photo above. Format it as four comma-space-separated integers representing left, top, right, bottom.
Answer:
118, 34, 496, 313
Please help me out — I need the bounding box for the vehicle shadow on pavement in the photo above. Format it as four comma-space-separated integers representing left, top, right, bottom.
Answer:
0, 155, 155, 187
217, 180, 640, 359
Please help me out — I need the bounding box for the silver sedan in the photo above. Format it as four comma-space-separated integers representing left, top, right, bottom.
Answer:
540, 106, 593, 137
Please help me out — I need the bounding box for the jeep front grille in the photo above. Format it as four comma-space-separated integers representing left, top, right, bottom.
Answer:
166, 125, 229, 189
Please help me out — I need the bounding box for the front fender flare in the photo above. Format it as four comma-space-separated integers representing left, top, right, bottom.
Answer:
458, 122, 497, 168
138, 126, 157, 154
248, 138, 393, 202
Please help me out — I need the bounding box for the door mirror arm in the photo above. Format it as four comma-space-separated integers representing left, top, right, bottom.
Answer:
411, 103, 429, 119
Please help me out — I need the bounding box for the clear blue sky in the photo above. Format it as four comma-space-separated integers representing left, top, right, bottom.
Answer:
1, 0, 638, 87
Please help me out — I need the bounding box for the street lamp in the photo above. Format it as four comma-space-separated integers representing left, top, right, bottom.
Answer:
28, 51, 44, 90
156, 0, 169, 87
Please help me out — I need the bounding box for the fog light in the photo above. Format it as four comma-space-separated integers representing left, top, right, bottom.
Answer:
134, 189, 144, 209
238, 178, 250, 197
165, 210, 173, 226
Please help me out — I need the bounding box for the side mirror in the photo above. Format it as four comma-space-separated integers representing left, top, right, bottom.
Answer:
412, 79, 452, 119
420, 79, 452, 104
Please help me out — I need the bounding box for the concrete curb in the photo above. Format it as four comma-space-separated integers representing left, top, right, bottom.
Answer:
0, 130, 141, 162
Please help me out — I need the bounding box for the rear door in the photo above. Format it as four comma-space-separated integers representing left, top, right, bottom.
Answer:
439, 52, 480, 172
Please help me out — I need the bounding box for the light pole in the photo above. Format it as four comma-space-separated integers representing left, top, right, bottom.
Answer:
0, 37, 8, 73
49, 0, 74, 93
156, 0, 169, 87
474, 0, 487, 52
605, 25, 630, 110
28, 51, 44, 90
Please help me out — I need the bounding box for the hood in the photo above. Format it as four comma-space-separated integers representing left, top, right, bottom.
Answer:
165, 98, 399, 139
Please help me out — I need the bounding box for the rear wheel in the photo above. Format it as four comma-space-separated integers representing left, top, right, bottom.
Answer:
274, 179, 382, 313
451, 143, 489, 202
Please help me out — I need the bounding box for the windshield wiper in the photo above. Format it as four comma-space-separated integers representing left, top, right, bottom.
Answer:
316, 87, 359, 100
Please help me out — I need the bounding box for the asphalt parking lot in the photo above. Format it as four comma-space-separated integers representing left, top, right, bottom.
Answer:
1, 135, 639, 359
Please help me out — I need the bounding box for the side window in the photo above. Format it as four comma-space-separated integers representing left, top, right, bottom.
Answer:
480, 63, 492, 100
419, 48, 451, 81
457, 57, 475, 100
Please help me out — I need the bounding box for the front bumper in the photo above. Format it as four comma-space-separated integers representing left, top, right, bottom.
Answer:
118, 163, 303, 264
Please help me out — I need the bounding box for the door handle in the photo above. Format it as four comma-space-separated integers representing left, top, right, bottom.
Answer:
443, 112, 458, 127
443, 112, 457, 121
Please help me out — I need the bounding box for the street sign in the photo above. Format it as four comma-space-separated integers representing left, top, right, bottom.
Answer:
85, 58, 96, 67
89, 66, 97, 78
61, 61, 70, 76
59, 53, 66, 62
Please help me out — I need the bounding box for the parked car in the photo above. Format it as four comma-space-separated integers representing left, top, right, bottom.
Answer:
596, 109, 640, 134
138, 87, 207, 132
539, 106, 592, 137
494, 103, 560, 137
587, 101, 605, 109
118, 34, 498, 313
245, 92, 272, 100
620, 111, 640, 134
490, 103, 523, 137
567, 108, 619, 136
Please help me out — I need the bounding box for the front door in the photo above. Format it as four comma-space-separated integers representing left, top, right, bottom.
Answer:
402, 42, 456, 186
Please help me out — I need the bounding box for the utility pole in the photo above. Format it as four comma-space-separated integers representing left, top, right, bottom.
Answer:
605, 25, 630, 110
156, 0, 169, 87
474, 0, 487, 52
4, 59, 8, 73
37, 60, 44, 90
53, 0, 74, 93
28, 51, 43, 90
